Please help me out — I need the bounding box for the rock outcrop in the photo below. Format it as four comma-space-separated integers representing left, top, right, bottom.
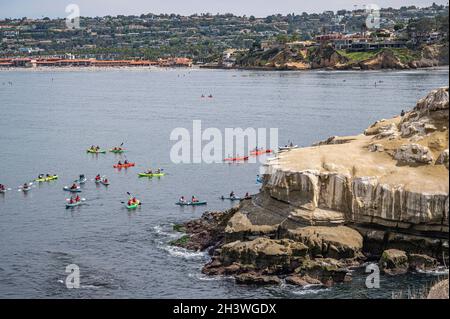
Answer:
427, 279, 449, 299
174, 87, 449, 286
232, 44, 448, 71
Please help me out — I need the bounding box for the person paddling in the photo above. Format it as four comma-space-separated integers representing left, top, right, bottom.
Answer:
75, 195, 80, 202
179, 196, 186, 203
95, 174, 101, 181
0, 184, 5, 191
191, 195, 198, 203
70, 183, 78, 190
229, 191, 235, 199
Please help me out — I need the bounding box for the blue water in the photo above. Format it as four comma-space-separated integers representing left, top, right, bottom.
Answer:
0, 67, 448, 298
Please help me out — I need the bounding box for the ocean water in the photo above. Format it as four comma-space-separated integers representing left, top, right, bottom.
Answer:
0, 67, 448, 298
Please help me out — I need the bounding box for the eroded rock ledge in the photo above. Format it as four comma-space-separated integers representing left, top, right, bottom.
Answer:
173, 87, 449, 287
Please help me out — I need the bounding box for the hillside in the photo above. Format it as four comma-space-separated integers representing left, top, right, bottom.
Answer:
234, 43, 449, 70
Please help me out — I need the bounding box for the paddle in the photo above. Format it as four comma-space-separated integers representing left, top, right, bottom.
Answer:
125, 192, 142, 205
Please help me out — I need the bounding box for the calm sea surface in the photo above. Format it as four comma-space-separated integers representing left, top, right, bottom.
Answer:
0, 67, 448, 298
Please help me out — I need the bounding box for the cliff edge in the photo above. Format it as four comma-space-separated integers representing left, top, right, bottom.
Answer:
174, 87, 449, 287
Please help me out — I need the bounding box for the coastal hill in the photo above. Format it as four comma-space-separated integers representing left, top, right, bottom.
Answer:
174, 87, 449, 287
233, 43, 449, 70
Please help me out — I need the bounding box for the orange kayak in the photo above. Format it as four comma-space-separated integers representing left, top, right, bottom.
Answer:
113, 163, 135, 169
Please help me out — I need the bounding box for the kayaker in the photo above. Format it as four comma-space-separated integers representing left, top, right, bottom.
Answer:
118, 160, 122, 166
95, 174, 101, 181
69, 198, 75, 204
132, 197, 137, 203
146, 169, 153, 174
70, 183, 78, 190
0, 184, 5, 191
156, 168, 161, 174
230, 191, 235, 198
103, 178, 108, 184
401, 110, 405, 117
127, 199, 132, 206
23, 183, 29, 190
179, 196, 186, 203
75, 195, 80, 202
245, 192, 251, 199
124, 160, 129, 165
191, 195, 198, 203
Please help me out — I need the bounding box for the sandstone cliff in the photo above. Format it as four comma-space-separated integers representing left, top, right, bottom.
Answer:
234, 44, 449, 70
174, 87, 449, 287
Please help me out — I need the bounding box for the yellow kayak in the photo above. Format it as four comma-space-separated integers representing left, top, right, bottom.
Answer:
35, 175, 58, 182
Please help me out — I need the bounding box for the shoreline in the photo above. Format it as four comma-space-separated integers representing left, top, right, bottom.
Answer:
1, 65, 448, 73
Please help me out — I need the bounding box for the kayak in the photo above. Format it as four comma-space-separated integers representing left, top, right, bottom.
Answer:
35, 175, 58, 182
126, 200, 141, 210
76, 177, 87, 184
175, 201, 207, 206
278, 145, 298, 151
63, 186, 82, 193
87, 149, 106, 154
224, 156, 249, 162
138, 172, 165, 177
221, 196, 241, 201
250, 149, 272, 155
110, 148, 126, 153
65, 198, 86, 208
113, 163, 135, 169
19, 183, 33, 192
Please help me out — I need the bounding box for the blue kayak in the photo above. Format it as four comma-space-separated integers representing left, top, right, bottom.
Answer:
63, 186, 82, 193
175, 201, 207, 206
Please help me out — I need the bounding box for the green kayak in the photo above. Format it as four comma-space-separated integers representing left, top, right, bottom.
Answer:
110, 149, 126, 153
126, 200, 141, 209
138, 172, 166, 177
175, 201, 207, 206
87, 149, 106, 154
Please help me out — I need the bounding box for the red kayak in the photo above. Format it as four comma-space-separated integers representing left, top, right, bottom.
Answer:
250, 149, 272, 155
224, 156, 249, 162
113, 163, 135, 169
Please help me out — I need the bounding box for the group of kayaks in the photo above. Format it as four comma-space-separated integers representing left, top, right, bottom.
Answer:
224, 148, 273, 162
87, 145, 126, 154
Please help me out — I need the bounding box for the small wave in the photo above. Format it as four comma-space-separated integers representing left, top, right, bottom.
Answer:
416, 267, 449, 276
188, 273, 233, 282
163, 245, 206, 260
291, 287, 330, 296
151, 225, 180, 239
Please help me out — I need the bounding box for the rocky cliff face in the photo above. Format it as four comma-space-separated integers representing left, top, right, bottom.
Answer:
174, 87, 449, 287
234, 44, 449, 70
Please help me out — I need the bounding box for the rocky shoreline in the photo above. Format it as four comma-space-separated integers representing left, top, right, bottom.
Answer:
172, 87, 449, 289
206, 44, 449, 71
